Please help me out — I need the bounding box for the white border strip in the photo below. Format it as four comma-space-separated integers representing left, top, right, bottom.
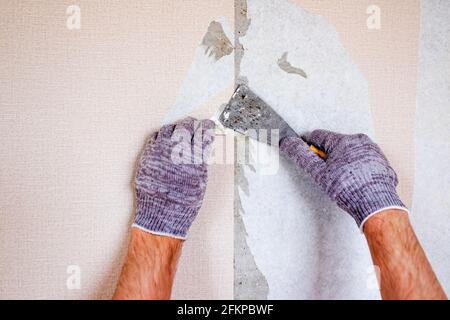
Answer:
132, 223, 187, 241
359, 206, 410, 234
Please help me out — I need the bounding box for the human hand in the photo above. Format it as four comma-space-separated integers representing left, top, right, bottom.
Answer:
133, 117, 215, 239
280, 130, 407, 230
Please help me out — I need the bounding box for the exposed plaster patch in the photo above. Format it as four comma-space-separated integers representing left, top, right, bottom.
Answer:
201, 21, 234, 60
233, 0, 269, 300
235, 0, 251, 85
277, 52, 307, 78
234, 207, 269, 299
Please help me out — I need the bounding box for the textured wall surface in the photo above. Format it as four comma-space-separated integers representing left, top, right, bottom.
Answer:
1, 0, 448, 300
0, 0, 233, 299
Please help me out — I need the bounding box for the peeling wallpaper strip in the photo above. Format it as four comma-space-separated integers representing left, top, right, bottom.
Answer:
163, 17, 234, 124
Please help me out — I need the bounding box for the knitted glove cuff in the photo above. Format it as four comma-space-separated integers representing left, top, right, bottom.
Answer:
337, 182, 408, 229
133, 191, 199, 240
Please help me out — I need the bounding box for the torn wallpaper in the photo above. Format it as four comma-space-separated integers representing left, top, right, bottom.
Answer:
411, 0, 450, 295
237, 0, 379, 299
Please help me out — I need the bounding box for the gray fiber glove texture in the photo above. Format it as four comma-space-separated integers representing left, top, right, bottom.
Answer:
133, 117, 215, 240
280, 130, 408, 230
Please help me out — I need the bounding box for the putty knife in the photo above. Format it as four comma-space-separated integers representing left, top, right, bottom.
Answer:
218, 85, 326, 158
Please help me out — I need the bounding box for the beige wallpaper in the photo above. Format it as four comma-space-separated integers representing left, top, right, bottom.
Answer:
0, 0, 233, 299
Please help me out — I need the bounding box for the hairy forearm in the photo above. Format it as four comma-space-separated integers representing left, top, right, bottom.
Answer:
364, 210, 446, 300
113, 228, 183, 300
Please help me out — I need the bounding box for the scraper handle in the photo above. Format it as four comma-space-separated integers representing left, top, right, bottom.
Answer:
281, 127, 327, 159
309, 144, 327, 159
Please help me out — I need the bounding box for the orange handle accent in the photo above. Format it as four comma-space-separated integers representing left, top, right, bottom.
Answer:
309, 145, 327, 159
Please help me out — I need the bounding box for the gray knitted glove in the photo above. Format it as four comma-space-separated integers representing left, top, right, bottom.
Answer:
133, 117, 215, 239
280, 130, 408, 230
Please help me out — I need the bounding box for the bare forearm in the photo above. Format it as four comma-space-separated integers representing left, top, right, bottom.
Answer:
113, 228, 183, 300
364, 210, 446, 300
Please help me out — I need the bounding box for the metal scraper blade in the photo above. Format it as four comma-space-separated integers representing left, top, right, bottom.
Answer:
218, 85, 298, 146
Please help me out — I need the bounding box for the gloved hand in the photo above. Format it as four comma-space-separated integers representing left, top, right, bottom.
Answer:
280, 130, 408, 230
133, 117, 215, 239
